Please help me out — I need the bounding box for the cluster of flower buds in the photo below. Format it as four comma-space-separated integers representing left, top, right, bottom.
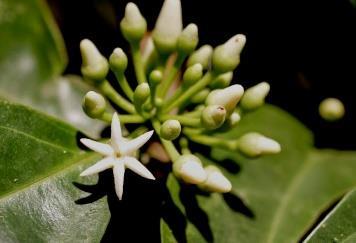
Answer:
79, 0, 281, 197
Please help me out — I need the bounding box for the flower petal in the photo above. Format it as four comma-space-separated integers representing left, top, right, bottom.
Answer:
80, 138, 113, 156
80, 157, 114, 176
121, 130, 154, 155
124, 156, 155, 180
113, 161, 125, 200
111, 112, 123, 152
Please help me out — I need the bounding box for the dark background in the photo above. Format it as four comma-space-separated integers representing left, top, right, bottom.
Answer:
47, 0, 356, 242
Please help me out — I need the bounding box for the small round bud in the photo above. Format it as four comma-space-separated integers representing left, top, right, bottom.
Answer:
155, 97, 164, 108
177, 23, 199, 55
153, 0, 183, 54
149, 70, 163, 86
187, 45, 213, 70
206, 84, 244, 115
319, 98, 345, 121
209, 72, 233, 89
201, 105, 226, 130
238, 132, 281, 157
191, 88, 210, 104
109, 48, 128, 73
198, 166, 232, 193
82, 91, 106, 118
240, 82, 270, 110
228, 112, 241, 126
120, 3, 147, 42
80, 39, 109, 83
212, 34, 246, 73
160, 119, 181, 140
173, 154, 207, 184
183, 63, 203, 87
134, 83, 150, 103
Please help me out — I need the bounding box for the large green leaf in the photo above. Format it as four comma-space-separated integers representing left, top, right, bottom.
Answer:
304, 189, 356, 242
162, 105, 356, 243
0, 0, 105, 137
0, 100, 109, 242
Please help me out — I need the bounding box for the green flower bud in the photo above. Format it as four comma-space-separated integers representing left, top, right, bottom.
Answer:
183, 63, 203, 87
201, 105, 226, 130
153, 0, 182, 54
120, 3, 147, 43
319, 98, 345, 121
191, 88, 210, 104
228, 111, 241, 126
82, 91, 106, 118
149, 70, 163, 86
198, 165, 232, 193
240, 82, 270, 110
80, 39, 109, 83
160, 119, 181, 140
134, 83, 151, 105
109, 48, 128, 74
177, 23, 199, 55
212, 34, 246, 73
238, 132, 281, 157
173, 154, 207, 184
155, 97, 164, 108
206, 84, 244, 115
209, 72, 233, 89
187, 44, 213, 69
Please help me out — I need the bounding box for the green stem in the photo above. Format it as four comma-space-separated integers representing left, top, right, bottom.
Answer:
127, 126, 149, 139
152, 119, 180, 161
113, 72, 134, 101
159, 114, 201, 127
100, 112, 145, 124
183, 129, 237, 150
131, 43, 147, 84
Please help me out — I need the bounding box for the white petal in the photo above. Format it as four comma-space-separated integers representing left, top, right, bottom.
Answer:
111, 113, 123, 152
124, 157, 155, 180
113, 161, 125, 200
80, 138, 113, 156
120, 130, 154, 155
80, 157, 114, 176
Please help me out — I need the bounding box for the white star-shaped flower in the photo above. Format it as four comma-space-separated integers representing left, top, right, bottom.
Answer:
80, 113, 155, 200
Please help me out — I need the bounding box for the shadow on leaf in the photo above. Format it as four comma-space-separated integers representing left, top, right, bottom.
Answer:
223, 192, 255, 219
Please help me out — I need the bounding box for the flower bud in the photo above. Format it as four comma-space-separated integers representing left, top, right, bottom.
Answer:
183, 63, 203, 87
120, 3, 147, 43
228, 111, 241, 126
191, 88, 210, 104
160, 119, 181, 140
187, 44, 213, 69
153, 0, 183, 54
240, 82, 270, 110
198, 166, 232, 193
212, 34, 246, 73
82, 91, 106, 118
209, 72, 233, 89
201, 105, 226, 130
177, 23, 199, 55
319, 98, 345, 121
109, 48, 128, 74
149, 70, 163, 86
134, 83, 151, 105
238, 132, 281, 157
173, 154, 207, 184
80, 39, 109, 83
206, 84, 244, 115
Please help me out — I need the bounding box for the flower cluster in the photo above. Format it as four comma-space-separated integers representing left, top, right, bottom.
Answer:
79, 0, 281, 199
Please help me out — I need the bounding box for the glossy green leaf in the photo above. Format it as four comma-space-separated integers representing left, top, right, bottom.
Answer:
304, 189, 356, 243
0, 100, 109, 242
0, 0, 105, 137
162, 105, 356, 243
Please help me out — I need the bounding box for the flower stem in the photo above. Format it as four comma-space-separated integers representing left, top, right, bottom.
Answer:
159, 114, 200, 127
131, 43, 147, 84
112, 72, 134, 101
101, 112, 145, 124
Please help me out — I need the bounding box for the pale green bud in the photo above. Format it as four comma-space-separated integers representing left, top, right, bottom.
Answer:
191, 88, 210, 104
80, 39, 109, 83
160, 119, 181, 140
187, 44, 213, 69
238, 132, 281, 157
177, 23, 199, 55
155, 97, 164, 108
201, 105, 226, 130
240, 82, 270, 110
109, 48, 128, 74
206, 84, 244, 115
198, 165, 232, 193
134, 83, 151, 104
228, 111, 241, 126
209, 72, 233, 89
173, 154, 207, 184
120, 3, 147, 42
212, 34, 246, 73
153, 0, 183, 54
149, 70, 163, 86
82, 91, 106, 118
319, 98, 345, 121
183, 63, 203, 87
